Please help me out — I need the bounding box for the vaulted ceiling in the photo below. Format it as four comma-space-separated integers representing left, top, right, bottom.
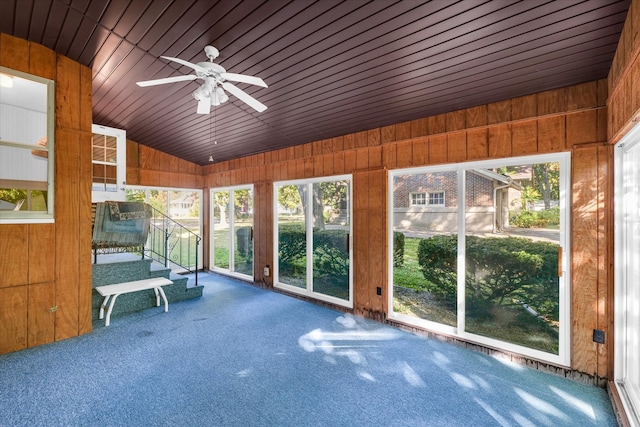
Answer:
1, 0, 630, 165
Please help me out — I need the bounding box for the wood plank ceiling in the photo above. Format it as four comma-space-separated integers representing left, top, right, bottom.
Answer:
0, 0, 631, 165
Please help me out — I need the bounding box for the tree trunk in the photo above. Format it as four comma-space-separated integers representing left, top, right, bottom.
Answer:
298, 184, 325, 230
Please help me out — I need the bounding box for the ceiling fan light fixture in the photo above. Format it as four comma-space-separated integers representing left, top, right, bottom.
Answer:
193, 85, 209, 101
216, 86, 228, 103
211, 86, 229, 106
211, 90, 220, 106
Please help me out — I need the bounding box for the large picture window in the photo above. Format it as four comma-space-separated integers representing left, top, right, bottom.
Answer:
614, 126, 640, 426
389, 154, 570, 365
274, 175, 352, 307
0, 67, 54, 223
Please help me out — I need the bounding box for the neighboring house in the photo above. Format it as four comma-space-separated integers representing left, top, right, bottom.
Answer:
393, 169, 522, 234
169, 194, 196, 217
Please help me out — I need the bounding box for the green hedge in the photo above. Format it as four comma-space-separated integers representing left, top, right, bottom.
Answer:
417, 235, 559, 320
510, 207, 559, 228
278, 224, 349, 280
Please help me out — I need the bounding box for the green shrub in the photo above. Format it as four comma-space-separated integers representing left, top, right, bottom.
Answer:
313, 229, 349, 281
536, 206, 560, 227
277, 224, 349, 280
417, 235, 559, 321
510, 210, 537, 228
416, 235, 458, 302
393, 232, 405, 267
510, 207, 560, 228
278, 224, 306, 274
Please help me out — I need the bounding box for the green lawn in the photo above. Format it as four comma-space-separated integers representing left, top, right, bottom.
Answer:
393, 237, 426, 290
212, 223, 253, 272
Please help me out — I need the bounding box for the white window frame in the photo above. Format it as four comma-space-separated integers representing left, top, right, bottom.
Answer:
92, 124, 126, 202
388, 153, 571, 366
428, 191, 445, 206
0, 67, 55, 224
209, 184, 254, 281
614, 123, 640, 427
410, 192, 427, 206
274, 175, 353, 308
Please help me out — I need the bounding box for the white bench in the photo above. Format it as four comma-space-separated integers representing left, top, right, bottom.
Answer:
95, 277, 173, 326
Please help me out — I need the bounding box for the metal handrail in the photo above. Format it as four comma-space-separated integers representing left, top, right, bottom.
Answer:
145, 206, 202, 286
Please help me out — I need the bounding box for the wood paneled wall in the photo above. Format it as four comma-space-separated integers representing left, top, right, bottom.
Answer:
126, 140, 203, 188
607, 0, 640, 390
0, 34, 92, 354
608, 0, 640, 142
201, 79, 610, 380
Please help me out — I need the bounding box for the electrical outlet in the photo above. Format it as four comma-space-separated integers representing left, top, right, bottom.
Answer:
264, 265, 270, 277
593, 329, 605, 344
376, 287, 382, 296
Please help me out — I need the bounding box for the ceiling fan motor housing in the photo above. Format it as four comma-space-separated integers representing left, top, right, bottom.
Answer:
204, 45, 219, 60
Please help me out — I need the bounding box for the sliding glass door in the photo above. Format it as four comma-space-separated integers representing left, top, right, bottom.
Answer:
274, 176, 352, 307
211, 186, 254, 279
389, 154, 569, 365
615, 129, 640, 424
392, 170, 458, 328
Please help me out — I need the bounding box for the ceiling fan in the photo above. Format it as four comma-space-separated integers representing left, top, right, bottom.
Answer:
136, 45, 267, 114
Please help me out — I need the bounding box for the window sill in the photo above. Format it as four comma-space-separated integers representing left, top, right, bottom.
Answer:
0, 216, 54, 224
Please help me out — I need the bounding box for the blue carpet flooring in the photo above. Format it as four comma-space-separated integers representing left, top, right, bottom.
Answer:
0, 272, 617, 426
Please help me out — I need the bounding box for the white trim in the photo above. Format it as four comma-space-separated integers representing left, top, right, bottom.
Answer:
0, 67, 55, 222
410, 192, 427, 206
614, 122, 640, 427
92, 124, 126, 203
0, 217, 54, 224
457, 169, 465, 335
428, 191, 445, 206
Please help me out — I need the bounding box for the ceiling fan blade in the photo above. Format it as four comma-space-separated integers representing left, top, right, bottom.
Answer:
221, 72, 267, 88
161, 56, 210, 74
222, 82, 267, 112
136, 74, 198, 87
197, 98, 210, 114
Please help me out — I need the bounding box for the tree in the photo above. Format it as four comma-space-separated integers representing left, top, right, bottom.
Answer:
148, 190, 167, 212
533, 162, 559, 209
126, 190, 146, 203
189, 197, 200, 217
213, 191, 229, 225
518, 186, 541, 211
233, 189, 250, 218
279, 181, 348, 229
0, 189, 26, 205
297, 185, 324, 229
278, 185, 302, 214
